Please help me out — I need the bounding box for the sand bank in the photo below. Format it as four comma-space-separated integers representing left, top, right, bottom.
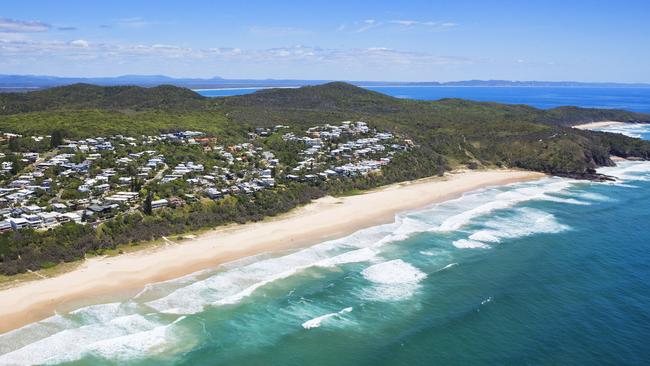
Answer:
573, 121, 626, 130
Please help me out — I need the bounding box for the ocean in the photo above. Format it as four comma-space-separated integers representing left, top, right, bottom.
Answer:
1, 90, 650, 365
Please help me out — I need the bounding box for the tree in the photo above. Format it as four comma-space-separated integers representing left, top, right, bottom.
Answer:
8, 137, 20, 152
50, 129, 66, 149
6, 154, 24, 175
143, 191, 153, 215
131, 178, 143, 193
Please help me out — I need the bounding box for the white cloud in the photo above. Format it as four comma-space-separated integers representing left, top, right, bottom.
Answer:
354, 19, 382, 33
388, 20, 458, 30
0, 32, 29, 42
116, 17, 155, 28
0, 37, 471, 68
390, 20, 419, 26
0, 17, 50, 33
70, 39, 89, 48
339, 19, 458, 33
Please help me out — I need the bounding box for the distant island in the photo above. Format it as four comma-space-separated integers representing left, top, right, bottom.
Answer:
2, 74, 650, 92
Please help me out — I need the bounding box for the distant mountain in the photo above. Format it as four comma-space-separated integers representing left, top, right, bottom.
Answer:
1, 74, 649, 91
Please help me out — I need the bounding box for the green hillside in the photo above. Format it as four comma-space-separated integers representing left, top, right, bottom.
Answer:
1, 81, 649, 175
0, 83, 207, 114
215, 82, 650, 174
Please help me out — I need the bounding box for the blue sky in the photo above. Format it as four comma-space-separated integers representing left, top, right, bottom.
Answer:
1, 0, 649, 82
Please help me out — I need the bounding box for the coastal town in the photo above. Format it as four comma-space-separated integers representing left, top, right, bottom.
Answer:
0, 121, 411, 232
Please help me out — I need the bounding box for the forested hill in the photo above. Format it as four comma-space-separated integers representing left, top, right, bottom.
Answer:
2, 82, 649, 125
0, 83, 207, 114
217, 82, 650, 127
1, 82, 649, 175
537, 106, 650, 126
216, 82, 650, 174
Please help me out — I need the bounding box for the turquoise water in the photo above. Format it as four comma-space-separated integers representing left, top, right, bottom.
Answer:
197, 86, 650, 113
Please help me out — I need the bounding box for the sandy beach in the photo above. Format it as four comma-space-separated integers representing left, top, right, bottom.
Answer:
0, 169, 544, 334
573, 121, 626, 130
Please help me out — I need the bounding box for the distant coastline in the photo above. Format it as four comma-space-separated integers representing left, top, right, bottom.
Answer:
192, 86, 301, 91
194, 85, 650, 92
2, 73, 650, 92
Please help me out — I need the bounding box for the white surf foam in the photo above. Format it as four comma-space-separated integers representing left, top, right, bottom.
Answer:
468, 231, 501, 243
542, 195, 590, 205
316, 247, 378, 268
0, 314, 74, 357
301, 307, 353, 330
359, 260, 428, 301
456, 208, 569, 249
0, 313, 175, 365
453, 239, 490, 249
598, 161, 650, 182
361, 259, 427, 284
145, 214, 432, 314
68, 316, 187, 363
432, 179, 574, 232
437, 263, 458, 271
590, 124, 650, 138
577, 192, 611, 202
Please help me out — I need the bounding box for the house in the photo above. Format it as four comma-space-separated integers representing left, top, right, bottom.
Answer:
60, 212, 82, 223
0, 220, 12, 233
10, 218, 29, 230
151, 199, 169, 210
88, 204, 112, 214
39, 212, 60, 228
9, 180, 31, 188
161, 174, 182, 183
205, 188, 223, 199
51, 203, 68, 212
23, 214, 43, 228
22, 205, 43, 214
94, 183, 110, 192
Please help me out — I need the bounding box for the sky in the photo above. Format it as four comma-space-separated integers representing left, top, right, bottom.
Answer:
0, 0, 649, 82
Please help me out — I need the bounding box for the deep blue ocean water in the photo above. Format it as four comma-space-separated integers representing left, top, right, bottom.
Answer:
197, 86, 650, 113
1, 90, 650, 365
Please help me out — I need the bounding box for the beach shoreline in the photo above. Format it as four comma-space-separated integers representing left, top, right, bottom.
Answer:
573, 121, 627, 130
0, 169, 544, 334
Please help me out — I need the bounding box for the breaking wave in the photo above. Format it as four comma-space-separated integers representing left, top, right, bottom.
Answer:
302, 307, 353, 330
